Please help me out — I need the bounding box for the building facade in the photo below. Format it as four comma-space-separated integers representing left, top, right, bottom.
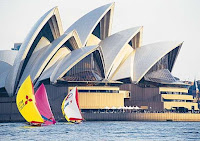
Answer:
0, 3, 198, 121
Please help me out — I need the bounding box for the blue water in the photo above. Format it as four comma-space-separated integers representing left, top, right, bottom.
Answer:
0, 122, 200, 141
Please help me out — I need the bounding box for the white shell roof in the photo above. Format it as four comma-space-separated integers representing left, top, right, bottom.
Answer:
50, 45, 99, 83
1, 4, 185, 96
5, 7, 63, 96
0, 50, 18, 88
18, 30, 82, 87
35, 59, 62, 85
99, 26, 142, 79
133, 41, 183, 83
0, 71, 9, 88
0, 50, 18, 65
65, 3, 114, 46
112, 51, 135, 81
35, 48, 70, 87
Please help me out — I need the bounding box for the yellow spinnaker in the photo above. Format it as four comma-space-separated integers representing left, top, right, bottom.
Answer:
16, 76, 44, 124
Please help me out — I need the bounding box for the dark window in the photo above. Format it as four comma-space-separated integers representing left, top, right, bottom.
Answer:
128, 40, 132, 47
186, 100, 193, 102
63, 39, 73, 51
163, 98, 173, 102
77, 89, 119, 93
160, 91, 167, 94
100, 90, 107, 93
92, 22, 100, 39
78, 90, 89, 92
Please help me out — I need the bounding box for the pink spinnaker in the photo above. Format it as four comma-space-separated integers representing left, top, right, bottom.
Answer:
35, 84, 56, 125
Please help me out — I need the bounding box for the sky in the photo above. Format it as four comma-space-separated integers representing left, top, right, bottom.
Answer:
1, 0, 200, 81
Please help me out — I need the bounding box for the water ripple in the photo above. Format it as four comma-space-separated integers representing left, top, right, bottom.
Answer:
1, 122, 200, 140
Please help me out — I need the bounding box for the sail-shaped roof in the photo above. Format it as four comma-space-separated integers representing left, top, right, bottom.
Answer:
18, 30, 82, 87
0, 3, 185, 97
5, 7, 63, 96
65, 3, 114, 46
50, 45, 100, 83
112, 52, 135, 81
133, 41, 183, 83
100, 26, 143, 80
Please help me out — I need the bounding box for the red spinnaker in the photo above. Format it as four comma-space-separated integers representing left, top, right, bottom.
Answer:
35, 84, 56, 125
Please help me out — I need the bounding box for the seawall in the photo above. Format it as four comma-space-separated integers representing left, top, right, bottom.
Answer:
83, 113, 200, 122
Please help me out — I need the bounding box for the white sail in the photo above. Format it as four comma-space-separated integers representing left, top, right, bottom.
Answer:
62, 87, 83, 122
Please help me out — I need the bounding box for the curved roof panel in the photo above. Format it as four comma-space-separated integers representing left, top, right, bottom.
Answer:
0, 71, 9, 88
0, 50, 18, 65
0, 50, 18, 88
65, 3, 114, 46
0, 61, 12, 78
50, 45, 99, 83
34, 47, 70, 87
133, 41, 183, 83
18, 30, 81, 87
17, 37, 50, 84
99, 26, 143, 79
18, 41, 50, 87
0, 61, 13, 89
112, 51, 135, 81
5, 7, 63, 96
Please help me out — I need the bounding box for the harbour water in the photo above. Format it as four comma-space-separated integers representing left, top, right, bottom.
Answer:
1, 121, 200, 141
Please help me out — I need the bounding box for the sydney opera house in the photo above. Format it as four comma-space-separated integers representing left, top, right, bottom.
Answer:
0, 3, 198, 121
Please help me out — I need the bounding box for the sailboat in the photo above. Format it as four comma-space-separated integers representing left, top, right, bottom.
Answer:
16, 75, 56, 126
61, 87, 83, 123
35, 83, 56, 125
